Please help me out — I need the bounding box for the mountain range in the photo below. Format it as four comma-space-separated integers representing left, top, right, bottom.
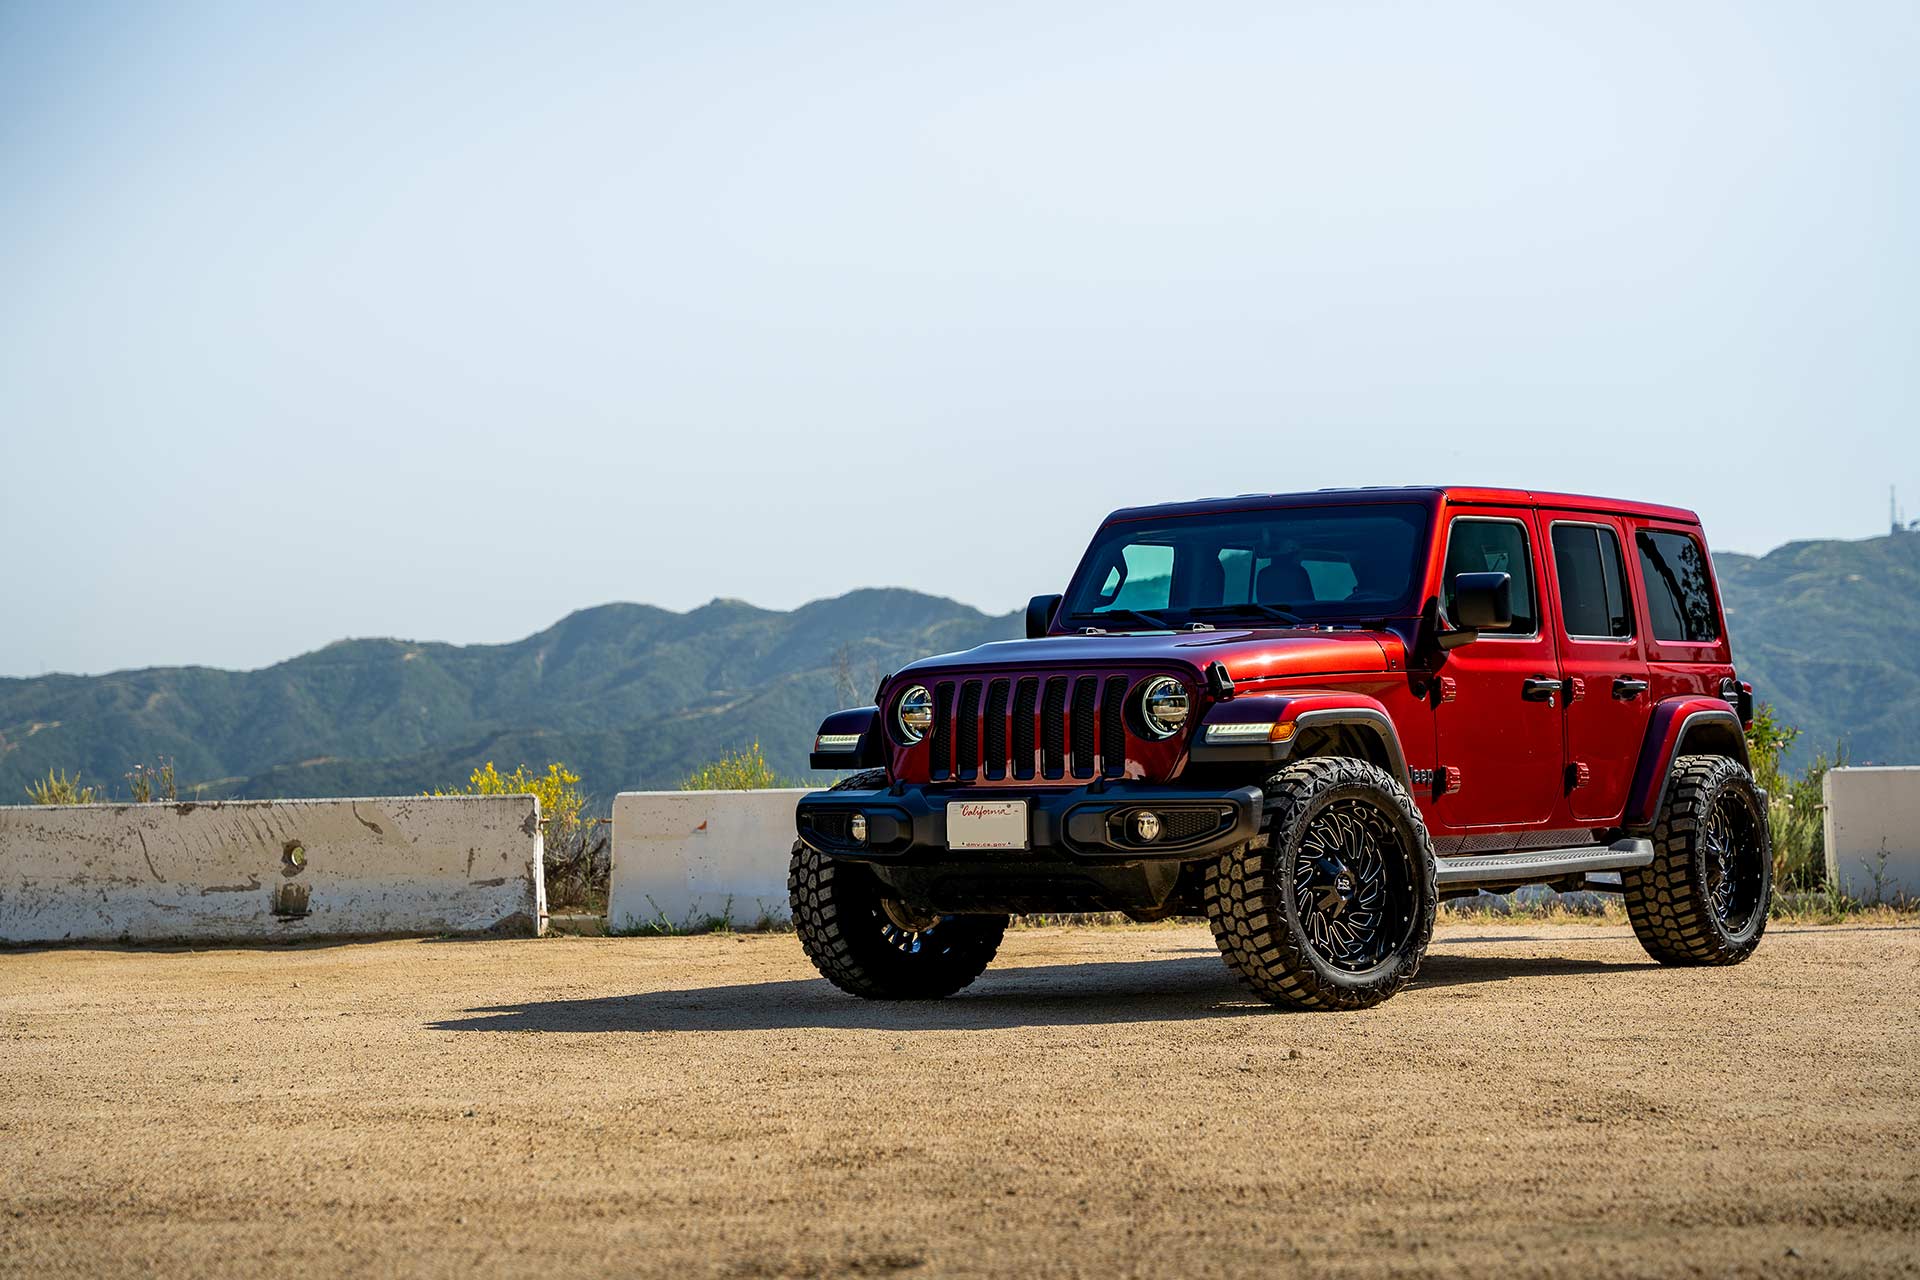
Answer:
2, 534, 1914, 804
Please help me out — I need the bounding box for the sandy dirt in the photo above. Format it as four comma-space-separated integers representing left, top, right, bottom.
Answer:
2, 922, 1916, 1278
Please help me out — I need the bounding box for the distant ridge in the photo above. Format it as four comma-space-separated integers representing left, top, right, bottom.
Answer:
2, 536, 1914, 802
1713, 531, 1920, 769
0, 588, 1022, 801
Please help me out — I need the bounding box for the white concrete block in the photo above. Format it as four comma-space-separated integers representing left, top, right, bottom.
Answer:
0, 796, 546, 944
1823, 767, 1920, 901
608, 789, 807, 932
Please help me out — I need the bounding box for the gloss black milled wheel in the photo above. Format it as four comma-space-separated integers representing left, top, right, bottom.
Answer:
1703, 788, 1767, 936
1292, 797, 1417, 973
1624, 754, 1772, 966
1206, 756, 1437, 1010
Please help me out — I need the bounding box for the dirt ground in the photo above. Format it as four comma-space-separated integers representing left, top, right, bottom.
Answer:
2, 922, 1916, 1279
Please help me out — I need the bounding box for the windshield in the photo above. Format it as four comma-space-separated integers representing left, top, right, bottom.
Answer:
1061, 504, 1430, 628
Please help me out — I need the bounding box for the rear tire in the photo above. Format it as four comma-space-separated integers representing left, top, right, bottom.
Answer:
788, 770, 1007, 999
1204, 757, 1437, 1010
1623, 754, 1771, 965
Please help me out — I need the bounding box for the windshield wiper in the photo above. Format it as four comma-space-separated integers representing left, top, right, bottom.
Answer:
1067, 608, 1174, 632
1189, 603, 1309, 627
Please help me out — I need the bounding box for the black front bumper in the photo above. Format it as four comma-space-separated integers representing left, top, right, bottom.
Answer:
794, 781, 1264, 864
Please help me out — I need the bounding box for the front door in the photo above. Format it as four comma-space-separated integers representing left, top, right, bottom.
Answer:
1543, 513, 1650, 823
1434, 509, 1564, 830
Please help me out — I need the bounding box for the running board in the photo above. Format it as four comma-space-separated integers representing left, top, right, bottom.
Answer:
1435, 838, 1653, 888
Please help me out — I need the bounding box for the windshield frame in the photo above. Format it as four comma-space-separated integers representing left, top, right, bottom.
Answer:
1057, 500, 1435, 631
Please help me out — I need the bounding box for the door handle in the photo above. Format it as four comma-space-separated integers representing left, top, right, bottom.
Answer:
1521, 677, 1562, 704
1613, 677, 1649, 700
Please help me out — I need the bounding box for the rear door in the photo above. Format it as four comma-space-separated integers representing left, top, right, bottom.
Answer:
1543, 514, 1648, 823
1433, 508, 1563, 829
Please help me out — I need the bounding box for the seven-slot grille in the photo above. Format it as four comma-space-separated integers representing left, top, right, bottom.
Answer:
924, 674, 1135, 782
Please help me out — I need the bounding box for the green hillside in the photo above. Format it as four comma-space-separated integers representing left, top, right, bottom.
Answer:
1715, 532, 1920, 769
2, 534, 1913, 803
0, 589, 1022, 803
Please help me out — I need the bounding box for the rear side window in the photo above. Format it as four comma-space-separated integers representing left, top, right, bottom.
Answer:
1444, 517, 1538, 635
1636, 529, 1720, 642
1551, 524, 1633, 640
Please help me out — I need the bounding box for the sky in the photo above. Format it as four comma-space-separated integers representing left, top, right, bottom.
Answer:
1, 1, 1915, 677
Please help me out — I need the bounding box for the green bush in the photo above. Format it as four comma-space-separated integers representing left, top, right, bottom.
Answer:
680, 742, 789, 790
1746, 704, 1843, 891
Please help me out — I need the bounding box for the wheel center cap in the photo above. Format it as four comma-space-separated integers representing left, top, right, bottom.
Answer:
1334, 870, 1354, 897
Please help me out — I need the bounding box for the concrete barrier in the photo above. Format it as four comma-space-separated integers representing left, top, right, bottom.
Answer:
609, 789, 805, 932
1823, 766, 1920, 901
0, 796, 546, 944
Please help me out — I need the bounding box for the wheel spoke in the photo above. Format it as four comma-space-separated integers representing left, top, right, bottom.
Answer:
1291, 797, 1412, 973
1701, 791, 1764, 931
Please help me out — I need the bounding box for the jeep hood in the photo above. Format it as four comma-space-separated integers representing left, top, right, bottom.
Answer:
896, 628, 1400, 682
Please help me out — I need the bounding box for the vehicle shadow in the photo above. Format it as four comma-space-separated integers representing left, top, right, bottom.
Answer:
427, 949, 1660, 1034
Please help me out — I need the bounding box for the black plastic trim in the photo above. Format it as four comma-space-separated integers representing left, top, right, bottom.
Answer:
1634, 708, 1750, 832
1188, 707, 1413, 792
795, 781, 1264, 864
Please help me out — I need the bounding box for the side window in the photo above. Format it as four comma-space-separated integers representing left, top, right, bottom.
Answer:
1443, 518, 1538, 635
1551, 524, 1633, 640
1636, 529, 1720, 642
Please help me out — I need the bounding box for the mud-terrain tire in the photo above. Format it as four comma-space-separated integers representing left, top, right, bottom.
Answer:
1204, 757, 1437, 1011
1623, 754, 1772, 966
789, 770, 1007, 1000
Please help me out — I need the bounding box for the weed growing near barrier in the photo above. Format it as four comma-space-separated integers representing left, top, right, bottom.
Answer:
680, 742, 790, 790
125, 759, 178, 803
23, 768, 99, 805
610, 894, 787, 936
430, 762, 609, 911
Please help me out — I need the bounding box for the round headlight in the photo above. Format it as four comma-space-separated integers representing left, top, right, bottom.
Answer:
1140, 676, 1190, 738
896, 685, 934, 743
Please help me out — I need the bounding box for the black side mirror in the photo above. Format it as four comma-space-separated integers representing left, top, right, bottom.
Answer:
1026, 594, 1063, 639
1451, 571, 1513, 631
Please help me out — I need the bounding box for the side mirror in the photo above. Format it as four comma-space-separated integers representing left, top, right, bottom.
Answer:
1451, 571, 1513, 631
1026, 593, 1063, 639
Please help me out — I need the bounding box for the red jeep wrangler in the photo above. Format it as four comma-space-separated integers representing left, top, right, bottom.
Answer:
793, 487, 1768, 1010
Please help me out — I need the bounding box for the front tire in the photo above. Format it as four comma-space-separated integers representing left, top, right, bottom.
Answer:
789, 769, 1007, 999
1623, 754, 1771, 965
1205, 757, 1437, 1010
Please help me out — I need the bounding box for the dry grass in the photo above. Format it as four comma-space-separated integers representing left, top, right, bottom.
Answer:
599, 895, 1918, 936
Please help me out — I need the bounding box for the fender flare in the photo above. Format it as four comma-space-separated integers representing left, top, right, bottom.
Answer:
1623, 699, 1749, 830
1190, 692, 1415, 793
808, 705, 885, 772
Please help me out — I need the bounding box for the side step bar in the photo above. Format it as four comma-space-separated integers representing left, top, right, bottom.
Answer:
1435, 838, 1653, 888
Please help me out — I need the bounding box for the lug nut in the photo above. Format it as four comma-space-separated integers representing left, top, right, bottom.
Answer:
849, 813, 868, 843
1134, 811, 1162, 842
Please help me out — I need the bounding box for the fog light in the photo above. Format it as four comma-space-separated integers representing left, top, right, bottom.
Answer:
1133, 810, 1162, 842
849, 813, 868, 843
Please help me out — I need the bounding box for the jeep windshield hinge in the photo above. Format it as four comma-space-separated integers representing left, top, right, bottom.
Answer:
1205, 661, 1236, 700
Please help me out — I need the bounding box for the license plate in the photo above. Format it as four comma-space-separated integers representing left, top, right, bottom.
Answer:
945, 799, 1029, 851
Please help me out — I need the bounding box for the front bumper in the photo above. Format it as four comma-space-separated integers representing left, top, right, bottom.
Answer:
794, 781, 1264, 863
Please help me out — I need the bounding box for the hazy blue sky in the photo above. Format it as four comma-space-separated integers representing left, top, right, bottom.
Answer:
2, 1, 1915, 676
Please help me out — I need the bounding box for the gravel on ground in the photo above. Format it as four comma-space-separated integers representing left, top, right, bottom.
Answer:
2, 921, 1916, 1278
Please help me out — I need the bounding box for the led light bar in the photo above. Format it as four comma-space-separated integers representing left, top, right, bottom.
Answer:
1203, 721, 1297, 744
814, 733, 863, 752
